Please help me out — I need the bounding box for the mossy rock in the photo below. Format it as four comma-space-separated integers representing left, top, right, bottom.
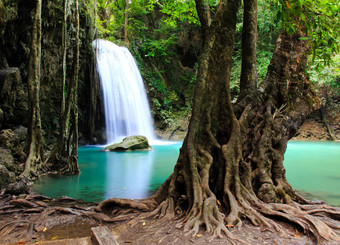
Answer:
105, 135, 151, 151
0, 164, 13, 188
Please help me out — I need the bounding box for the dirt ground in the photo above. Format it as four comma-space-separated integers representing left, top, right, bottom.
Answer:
292, 91, 339, 141
0, 193, 321, 245
1, 193, 340, 245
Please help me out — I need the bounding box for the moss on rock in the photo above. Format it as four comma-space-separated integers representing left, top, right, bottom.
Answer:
105, 135, 151, 151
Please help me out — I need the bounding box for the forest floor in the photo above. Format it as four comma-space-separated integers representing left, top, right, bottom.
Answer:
0, 194, 323, 245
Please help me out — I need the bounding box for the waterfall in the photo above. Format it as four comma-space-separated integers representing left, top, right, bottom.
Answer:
93, 39, 154, 144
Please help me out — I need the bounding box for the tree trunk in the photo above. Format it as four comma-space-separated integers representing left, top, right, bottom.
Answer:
124, 0, 129, 44
239, 0, 257, 94
22, 0, 43, 177
60, 0, 68, 141
68, 0, 80, 174
45, 0, 79, 174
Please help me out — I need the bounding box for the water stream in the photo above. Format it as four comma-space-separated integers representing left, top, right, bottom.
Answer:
93, 39, 154, 144
32, 141, 340, 206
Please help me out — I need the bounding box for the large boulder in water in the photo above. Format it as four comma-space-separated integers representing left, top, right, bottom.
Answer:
105, 135, 151, 151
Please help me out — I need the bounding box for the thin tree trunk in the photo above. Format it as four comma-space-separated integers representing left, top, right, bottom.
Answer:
62, 0, 80, 174
239, 0, 258, 94
204, 0, 212, 26
45, 0, 79, 174
94, 0, 97, 39
60, 0, 68, 141
22, 0, 43, 177
89, 0, 98, 142
69, 0, 80, 173
195, 0, 209, 41
124, 0, 129, 44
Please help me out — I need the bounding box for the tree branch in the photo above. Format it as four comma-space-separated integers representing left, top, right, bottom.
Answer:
195, 0, 209, 41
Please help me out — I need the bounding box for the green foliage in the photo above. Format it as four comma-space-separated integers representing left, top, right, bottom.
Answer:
309, 54, 340, 96
146, 70, 178, 128
140, 26, 177, 61
231, 0, 280, 89
146, 0, 200, 27
271, 0, 340, 67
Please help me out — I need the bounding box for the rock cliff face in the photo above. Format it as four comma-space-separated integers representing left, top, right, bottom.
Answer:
0, 0, 102, 144
0, 0, 104, 189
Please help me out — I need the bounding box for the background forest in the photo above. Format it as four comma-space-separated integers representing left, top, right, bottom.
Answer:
87, 0, 339, 140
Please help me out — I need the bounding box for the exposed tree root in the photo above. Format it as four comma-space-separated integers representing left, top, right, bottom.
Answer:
253, 201, 340, 243
96, 197, 157, 212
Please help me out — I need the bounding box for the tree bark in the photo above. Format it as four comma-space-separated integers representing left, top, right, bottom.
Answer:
22, 0, 43, 177
124, 0, 129, 44
60, 0, 68, 141
68, 0, 80, 174
195, 0, 209, 41
45, 0, 79, 174
239, 0, 258, 94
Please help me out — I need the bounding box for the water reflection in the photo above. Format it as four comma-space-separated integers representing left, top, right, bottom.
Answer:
32, 143, 181, 202
104, 150, 155, 199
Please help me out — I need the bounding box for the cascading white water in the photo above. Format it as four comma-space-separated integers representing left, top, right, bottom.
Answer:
93, 39, 154, 144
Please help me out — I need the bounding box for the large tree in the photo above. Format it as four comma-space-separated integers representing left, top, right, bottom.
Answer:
97, 0, 340, 243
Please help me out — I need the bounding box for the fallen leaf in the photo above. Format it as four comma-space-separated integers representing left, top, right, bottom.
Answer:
51, 236, 58, 240
286, 1, 291, 9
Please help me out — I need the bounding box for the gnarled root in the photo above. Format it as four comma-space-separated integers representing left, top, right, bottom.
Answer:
96, 197, 157, 212
144, 196, 176, 220
254, 201, 340, 243
183, 196, 234, 240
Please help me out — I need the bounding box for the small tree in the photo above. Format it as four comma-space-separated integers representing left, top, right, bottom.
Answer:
22, 0, 43, 177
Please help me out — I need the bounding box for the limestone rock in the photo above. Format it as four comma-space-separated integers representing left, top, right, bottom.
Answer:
0, 129, 26, 162
0, 164, 12, 188
0, 147, 14, 171
105, 135, 151, 151
6, 177, 29, 195
0, 67, 27, 127
0, 129, 19, 149
13, 125, 27, 142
